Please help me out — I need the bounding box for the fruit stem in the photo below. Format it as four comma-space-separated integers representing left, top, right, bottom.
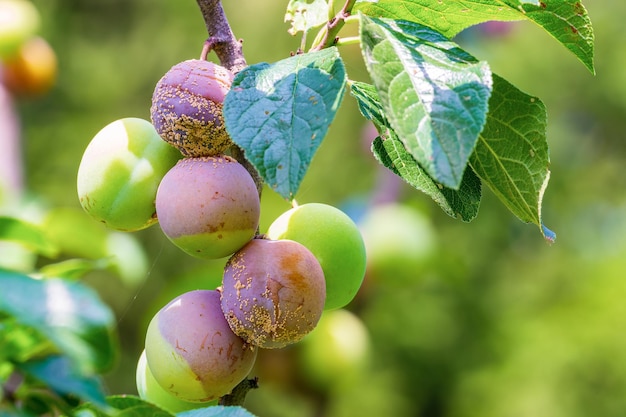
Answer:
195, 0, 247, 74
218, 377, 259, 406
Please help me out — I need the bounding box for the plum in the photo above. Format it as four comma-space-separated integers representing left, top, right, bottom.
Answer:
220, 238, 326, 349
151, 59, 234, 157
266, 203, 366, 310
145, 290, 257, 402
135, 350, 217, 412
155, 155, 260, 259
77, 117, 182, 231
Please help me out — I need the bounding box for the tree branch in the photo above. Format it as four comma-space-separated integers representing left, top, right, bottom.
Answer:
195, 0, 247, 74
311, 0, 358, 51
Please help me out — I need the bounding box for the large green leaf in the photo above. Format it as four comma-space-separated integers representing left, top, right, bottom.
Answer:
350, 81, 481, 221
354, 0, 595, 73
223, 47, 347, 200
470, 74, 555, 242
0, 216, 59, 258
360, 15, 492, 189
0, 271, 118, 374
18, 355, 107, 407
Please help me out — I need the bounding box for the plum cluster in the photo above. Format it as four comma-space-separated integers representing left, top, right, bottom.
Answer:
76, 58, 367, 410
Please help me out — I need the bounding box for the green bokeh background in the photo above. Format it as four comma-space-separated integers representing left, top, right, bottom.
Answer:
3, 1, 626, 416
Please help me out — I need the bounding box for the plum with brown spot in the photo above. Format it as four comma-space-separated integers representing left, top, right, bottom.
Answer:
145, 290, 257, 402
151, 59, 234, 157
156, 155, 260, 260
220, 238, 326, 349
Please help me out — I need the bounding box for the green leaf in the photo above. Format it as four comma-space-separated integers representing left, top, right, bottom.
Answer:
360, 15, 492, 189
373, 135, 482, 222
18, 355, 107, 407
354, 0, 595, 73
0, 216, 59, 258
469, 74, 555, 242
179, 405, 258, 417
350, 81, 481, 221
223, 47, 347, 200
37, 258, 113, 280
0, 271, 118, 374
285, 0, 328, 36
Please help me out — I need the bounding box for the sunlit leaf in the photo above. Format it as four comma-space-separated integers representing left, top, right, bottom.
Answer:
470, 74, 555, 242
350, 81, 481, 221
224, 47, 347, 199
354, 0, 595, 73
360, 15, 492, 189
285, 0, 328, 36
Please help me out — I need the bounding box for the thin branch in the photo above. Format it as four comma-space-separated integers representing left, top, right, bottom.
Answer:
311, 0, 358, 51
195, 0, 247, 74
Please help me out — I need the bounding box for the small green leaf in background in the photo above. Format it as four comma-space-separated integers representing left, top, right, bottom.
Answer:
354, 0, 595, 73
350, 81, 481, 221
285, 0, 328, 36
0, 216, 59, 258
360, 15, 492, 189
470, 74, 555, 242
179, 405, 258, 417
224, 47, 347, 200
0, 271, 118, 374
37, 258, 113, 280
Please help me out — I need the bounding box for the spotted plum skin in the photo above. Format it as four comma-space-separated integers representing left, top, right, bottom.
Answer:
151, 59, 234, 157
145, 290, 257, 402
267, 203, 366, 310
155, 155, 260, 259
220, 238, 326, 349
77, 117, 182, 231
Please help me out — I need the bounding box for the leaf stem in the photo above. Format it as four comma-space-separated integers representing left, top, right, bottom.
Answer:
310, 0, 358, 51
335, 36, 360, 47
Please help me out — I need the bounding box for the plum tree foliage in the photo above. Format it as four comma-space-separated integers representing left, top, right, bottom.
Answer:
0, 0, 596, 416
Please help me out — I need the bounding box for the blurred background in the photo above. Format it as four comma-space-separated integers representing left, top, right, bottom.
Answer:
1, 0, 626, 416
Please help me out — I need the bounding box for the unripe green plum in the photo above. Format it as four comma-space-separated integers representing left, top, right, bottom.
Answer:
0, 0, 40, 60
77, 117, 181, 231
136, 350, 217, 413
266, 203, 366, 310
151, 59, 234, 157
221, 238, 326, 349
298, 309, 370, 389
359, 203, 436, 284
145, 290, 257, 402
155, 156, 260, 260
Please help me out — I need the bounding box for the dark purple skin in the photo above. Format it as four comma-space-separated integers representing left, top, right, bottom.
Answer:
220, 238, 326, 349
151, 59, 234, 157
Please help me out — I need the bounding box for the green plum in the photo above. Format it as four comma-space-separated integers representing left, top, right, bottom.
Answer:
145, 289, 257, 402
77, 117, 181, 231
359, 203, 436, 284
266, 203, 366, 310
298, 308, 370, 389
0, 0, 40, 60
136, 350, 217, 413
